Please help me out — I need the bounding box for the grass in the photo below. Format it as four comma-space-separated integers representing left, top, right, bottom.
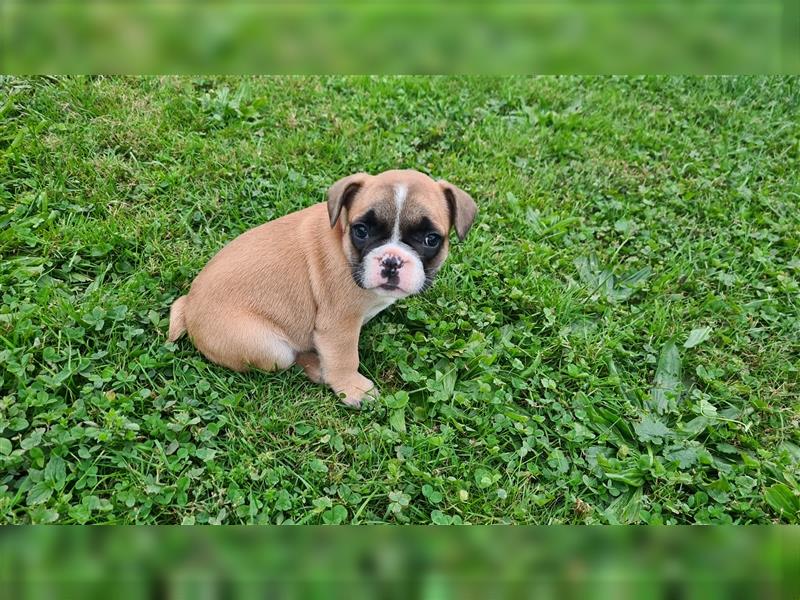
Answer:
0, 76, 798, 524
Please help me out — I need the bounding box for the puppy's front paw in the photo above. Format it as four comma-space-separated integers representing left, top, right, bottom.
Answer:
334, 374, 375, 408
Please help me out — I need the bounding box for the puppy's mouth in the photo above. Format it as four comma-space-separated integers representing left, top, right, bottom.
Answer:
349, 268, 408, 294
374, 283, 410, 297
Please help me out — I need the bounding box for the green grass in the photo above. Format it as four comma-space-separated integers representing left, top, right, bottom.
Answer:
1, 76, 798, 524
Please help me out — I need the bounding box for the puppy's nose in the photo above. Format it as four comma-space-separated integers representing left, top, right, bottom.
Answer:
380, 255, 403, 279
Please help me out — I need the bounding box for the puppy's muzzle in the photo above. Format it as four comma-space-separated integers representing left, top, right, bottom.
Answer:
362, 243, 425, 295
379, 255, 404, 285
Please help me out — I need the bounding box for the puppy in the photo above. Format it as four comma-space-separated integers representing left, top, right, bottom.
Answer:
168, 169, 477, 406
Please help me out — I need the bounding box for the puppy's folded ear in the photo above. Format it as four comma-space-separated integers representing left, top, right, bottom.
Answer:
327, 173, 370, 227
439, 180, 478, 241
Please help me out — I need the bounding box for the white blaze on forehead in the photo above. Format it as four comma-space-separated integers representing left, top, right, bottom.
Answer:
392, 184, 407, 241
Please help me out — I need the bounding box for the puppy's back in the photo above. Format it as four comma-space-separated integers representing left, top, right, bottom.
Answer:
178, 204, 326, 349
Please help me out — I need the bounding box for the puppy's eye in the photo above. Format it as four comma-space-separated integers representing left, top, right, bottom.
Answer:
424, 233, 442, 247
351, 223, 369, 240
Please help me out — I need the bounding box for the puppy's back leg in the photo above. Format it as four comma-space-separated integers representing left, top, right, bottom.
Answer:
194, 313, 296, 373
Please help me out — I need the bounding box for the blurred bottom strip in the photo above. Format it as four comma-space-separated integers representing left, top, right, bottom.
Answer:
0, 526, 798, 599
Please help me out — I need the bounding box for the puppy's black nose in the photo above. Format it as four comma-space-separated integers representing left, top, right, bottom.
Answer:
380, 256, 402, 279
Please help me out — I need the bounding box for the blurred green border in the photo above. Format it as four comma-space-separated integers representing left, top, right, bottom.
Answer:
1, 1, 797, 74
1, 526, 799, 599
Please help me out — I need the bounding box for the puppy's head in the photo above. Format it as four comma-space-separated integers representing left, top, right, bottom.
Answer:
327, 169, 477, 298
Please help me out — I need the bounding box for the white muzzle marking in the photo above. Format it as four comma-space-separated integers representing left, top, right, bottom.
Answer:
361, 242, 425, 297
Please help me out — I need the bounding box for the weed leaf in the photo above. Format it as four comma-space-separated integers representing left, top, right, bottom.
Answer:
684, 327, 712, 349
26, 482, 53, 506
649, 340, 682, 414
634, 416, 673, 445
389, 409, 406, 434
764, 484, 799, 517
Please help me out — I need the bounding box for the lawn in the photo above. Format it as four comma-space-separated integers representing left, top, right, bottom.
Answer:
1, 76, 798, 524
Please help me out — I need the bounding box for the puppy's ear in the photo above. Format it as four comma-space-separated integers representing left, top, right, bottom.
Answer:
327, 173, 370, 227
439, 180, 478, 241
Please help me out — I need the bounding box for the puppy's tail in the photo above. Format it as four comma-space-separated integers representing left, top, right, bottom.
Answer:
168, 295, 188, 342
